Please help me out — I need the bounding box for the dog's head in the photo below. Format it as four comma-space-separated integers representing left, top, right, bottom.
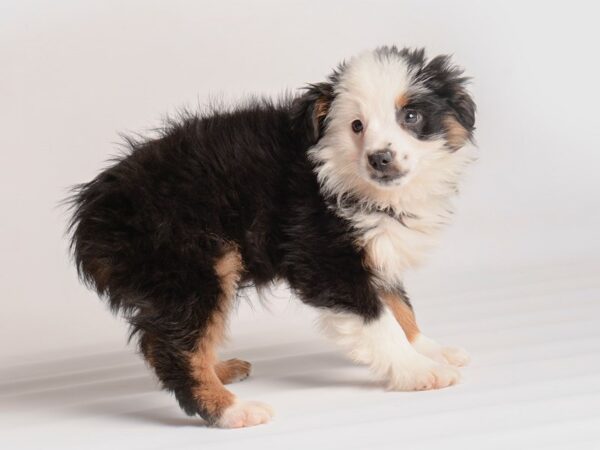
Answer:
293, 46, 476, 207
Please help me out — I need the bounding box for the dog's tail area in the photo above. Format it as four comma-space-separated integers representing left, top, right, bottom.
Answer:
66, 166, 140, 316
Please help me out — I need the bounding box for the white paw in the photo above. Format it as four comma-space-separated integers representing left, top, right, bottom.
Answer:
412, 335, 471, 367
441, 346, 471, 367
216, 400, 274, 428
387, 354, 461, 391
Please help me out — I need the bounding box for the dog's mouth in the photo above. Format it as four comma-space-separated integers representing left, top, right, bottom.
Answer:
368, 168, 407, 186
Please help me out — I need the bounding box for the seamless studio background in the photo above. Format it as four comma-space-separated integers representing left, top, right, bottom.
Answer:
1, 1, 599, 449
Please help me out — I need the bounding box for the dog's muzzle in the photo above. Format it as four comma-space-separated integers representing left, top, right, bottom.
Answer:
367, 150, 405, 183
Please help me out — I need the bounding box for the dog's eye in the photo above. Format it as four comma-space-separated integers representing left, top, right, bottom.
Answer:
351, 119, 364, 134
403, 110, 422, 125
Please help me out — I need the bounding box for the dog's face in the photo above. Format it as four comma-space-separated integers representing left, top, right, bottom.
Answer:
294, 47, 476, 206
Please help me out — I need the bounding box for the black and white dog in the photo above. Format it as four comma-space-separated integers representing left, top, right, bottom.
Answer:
69, 46, 476, 428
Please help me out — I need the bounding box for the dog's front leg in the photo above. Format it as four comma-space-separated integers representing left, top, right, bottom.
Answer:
282, 221, 460, 390
319, 304, 461, 391
381, 290, 471, 368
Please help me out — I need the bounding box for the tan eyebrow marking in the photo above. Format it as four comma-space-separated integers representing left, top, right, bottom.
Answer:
395, 93, 409, 109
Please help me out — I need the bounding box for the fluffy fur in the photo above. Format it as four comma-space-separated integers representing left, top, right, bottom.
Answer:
68, 46, 476, 427
319, 307, 461, 391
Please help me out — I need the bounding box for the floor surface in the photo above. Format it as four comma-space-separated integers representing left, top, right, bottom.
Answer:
2, 262, 599, 450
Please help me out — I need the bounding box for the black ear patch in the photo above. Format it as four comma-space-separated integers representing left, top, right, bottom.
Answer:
403, 54, 476, 150
291, 82, 335, 145
418, 55, 476, 149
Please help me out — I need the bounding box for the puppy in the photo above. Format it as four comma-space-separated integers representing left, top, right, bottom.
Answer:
68, 46, 476, 428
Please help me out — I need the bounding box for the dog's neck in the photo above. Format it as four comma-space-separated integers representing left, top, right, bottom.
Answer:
325, 193, 419, 227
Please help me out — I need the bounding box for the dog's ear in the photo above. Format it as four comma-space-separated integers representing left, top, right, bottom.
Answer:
420, 56, 476, 149
291, 82, 335, 145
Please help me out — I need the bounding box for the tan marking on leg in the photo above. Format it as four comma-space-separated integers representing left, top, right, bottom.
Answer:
443, 115, 469, 150
214, 249, 243, 303
189, 359, 234, 419
215, 358, 252, 384
188, 249, 244, 421
381, 292, 420, 342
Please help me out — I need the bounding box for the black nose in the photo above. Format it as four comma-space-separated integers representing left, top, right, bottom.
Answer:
368, 150, 395, 172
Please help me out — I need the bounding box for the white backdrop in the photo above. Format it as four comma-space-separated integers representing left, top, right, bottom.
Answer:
1, 0, 599, 363
3, 2, 600, 449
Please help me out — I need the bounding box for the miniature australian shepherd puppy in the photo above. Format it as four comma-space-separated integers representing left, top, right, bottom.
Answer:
68, 46, 476, 428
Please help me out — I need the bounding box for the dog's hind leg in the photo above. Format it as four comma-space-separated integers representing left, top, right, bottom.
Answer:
215, 358, 252, 384
138, 249, 272, 428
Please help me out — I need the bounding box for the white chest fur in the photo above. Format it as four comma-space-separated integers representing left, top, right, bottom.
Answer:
319, 143, 476, 286
342, 146, 476, 286
350, 207, 449, 287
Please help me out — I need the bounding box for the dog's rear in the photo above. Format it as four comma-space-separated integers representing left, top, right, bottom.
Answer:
68, 106, 296, 426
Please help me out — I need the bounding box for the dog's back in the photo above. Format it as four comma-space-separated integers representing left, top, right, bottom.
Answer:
70, 100, 301, 302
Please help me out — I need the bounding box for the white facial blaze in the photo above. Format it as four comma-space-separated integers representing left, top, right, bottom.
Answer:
308, 50, 475, 284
